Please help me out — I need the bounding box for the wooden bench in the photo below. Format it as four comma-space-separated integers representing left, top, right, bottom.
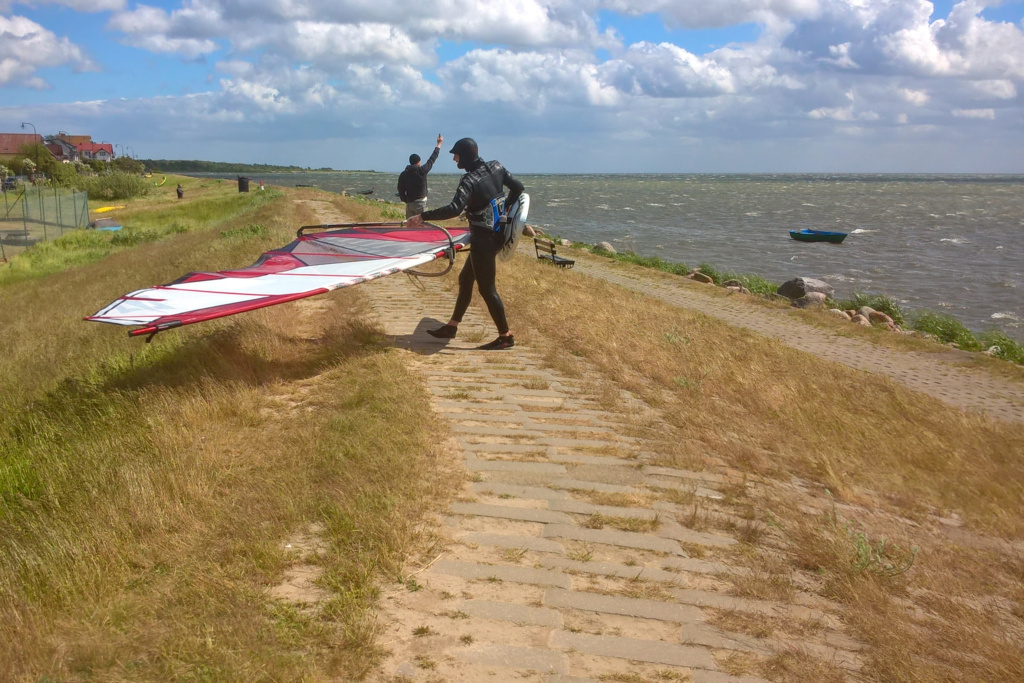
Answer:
534, 238, 575, 268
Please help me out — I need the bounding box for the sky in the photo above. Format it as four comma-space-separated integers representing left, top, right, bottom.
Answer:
1, 0, 1023, 172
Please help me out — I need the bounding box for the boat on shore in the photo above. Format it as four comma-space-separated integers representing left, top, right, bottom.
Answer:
789, 229, 848, 244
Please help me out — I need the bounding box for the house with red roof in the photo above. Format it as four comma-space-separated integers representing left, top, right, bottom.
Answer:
77, 142, 114, 162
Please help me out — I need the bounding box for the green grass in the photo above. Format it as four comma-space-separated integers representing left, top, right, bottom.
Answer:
910, 310, 981, 350
0, 187, 281, 286
0, 187, 459, 679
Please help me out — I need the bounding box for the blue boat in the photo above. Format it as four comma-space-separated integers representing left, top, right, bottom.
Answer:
789, 229, 848, 244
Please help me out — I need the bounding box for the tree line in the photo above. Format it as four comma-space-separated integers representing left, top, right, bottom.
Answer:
141, 159, 336, 173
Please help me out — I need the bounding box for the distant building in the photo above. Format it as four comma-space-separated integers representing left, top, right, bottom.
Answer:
77, 142, 114, 162
58, 133, 93, 148
44, 136, 79, 163
0, 132, 43, 158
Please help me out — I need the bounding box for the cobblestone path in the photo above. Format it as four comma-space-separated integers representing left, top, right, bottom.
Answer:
360, 273, 861, 683
572, 259, 1024, 424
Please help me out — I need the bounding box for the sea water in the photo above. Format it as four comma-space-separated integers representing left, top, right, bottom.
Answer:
200, 172, 1024, 342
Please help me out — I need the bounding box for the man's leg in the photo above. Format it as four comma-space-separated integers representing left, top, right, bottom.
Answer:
471, 236, 509, 336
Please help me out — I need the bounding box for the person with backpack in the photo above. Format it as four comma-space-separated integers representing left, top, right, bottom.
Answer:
398, 134, 443, 218
406, 137, 524, 351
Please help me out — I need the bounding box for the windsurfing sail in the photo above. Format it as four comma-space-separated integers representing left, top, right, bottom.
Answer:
86, 222, 470, 339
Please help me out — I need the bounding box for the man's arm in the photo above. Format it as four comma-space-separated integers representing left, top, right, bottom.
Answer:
422, 176, 472, 222
420, 146, 440, 175
503, 168, 524, 211
421, 134, 442, 175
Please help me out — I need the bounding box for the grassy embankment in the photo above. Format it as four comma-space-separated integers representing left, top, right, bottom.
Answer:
433, 244, 1024, 682
572, 240, 1024, 366
0, 179, 459, 679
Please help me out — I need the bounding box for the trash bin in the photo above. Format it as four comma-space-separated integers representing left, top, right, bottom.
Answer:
238, 176, 250, 193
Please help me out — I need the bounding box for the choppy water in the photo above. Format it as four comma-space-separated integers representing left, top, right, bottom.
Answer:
202, 172, 1024, 342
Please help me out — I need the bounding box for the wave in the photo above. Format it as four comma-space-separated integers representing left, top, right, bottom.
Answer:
850, 229, 875, 234
991, 312, 1020, 321
940, 237, 967, 244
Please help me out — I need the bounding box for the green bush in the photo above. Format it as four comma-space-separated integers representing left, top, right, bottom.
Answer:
910, 310, 980, 350
78, 172, 151, 200
977, 331, 1024, 365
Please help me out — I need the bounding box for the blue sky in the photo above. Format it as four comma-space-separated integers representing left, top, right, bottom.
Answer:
2, 0, 1023, 172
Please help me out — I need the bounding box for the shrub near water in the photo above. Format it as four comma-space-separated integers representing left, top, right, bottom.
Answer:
78, 171, 151, 200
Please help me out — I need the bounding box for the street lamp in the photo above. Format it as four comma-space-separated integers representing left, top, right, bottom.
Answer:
20, 122, 39, 170
115, 143, 123, 158
127, 146, 135, 158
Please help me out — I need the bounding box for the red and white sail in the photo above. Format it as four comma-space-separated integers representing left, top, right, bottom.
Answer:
87, 223, 470, 337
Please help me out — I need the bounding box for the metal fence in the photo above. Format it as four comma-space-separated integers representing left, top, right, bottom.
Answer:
0, 186, 90, 261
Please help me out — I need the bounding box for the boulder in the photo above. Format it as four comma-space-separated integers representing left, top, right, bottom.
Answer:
690, 272, 714, 284
595, 241, 616, 254
850, 314, 872, 327
726, 285, 751, 295
723, 279, 744, 288
856, 306, 876, 320
791, 292, 828, 309
868, 310, 894, 326
828, 308, 852, 321
844, 309, 857, 319
559, 238, 572, 247
777, 277, 834, 301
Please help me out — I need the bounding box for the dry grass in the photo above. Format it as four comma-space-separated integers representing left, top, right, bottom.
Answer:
434, 248, 1024, 682
0, 188, 461, 679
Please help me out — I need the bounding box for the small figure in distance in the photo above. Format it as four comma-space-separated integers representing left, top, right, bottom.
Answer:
176, 183, 184, 200
398, 134, 443, 219
406, 137, 524, 351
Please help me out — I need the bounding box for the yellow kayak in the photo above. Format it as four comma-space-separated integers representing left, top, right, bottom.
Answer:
94, 205, 126, 214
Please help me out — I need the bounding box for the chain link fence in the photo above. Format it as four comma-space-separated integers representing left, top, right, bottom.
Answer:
1, 187, 90, 261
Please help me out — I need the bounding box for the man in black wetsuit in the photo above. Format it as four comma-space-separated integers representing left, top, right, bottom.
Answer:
398, 134, 443, 219
406, 137, 524, 350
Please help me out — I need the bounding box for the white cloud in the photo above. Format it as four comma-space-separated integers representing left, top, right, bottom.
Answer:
969, 79, 1017, 99
952, 107, 995, 118
108, 5, 220, 58
0, 15, 98, 88
899, 87, 929, 105
440, 49, 620, 107
595, 0, 820, 29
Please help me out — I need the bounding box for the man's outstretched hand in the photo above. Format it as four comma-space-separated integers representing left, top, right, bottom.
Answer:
406, 214, 424, 227
436, 133, 444, 148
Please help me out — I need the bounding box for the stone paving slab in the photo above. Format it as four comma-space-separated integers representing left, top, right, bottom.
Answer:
451, 502, 575, 525
457, 531, 566, 554
551, 477, 640, 494
548, 498, 661, 520
539, 557, 687, 585
543, 524, 683, 554
549, 630, 717, 669
470, 482, 571, 501
544, 587, 702, 623
657, 521, 738, 548
466, 459, 566, 473
430, 559, 572, 589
